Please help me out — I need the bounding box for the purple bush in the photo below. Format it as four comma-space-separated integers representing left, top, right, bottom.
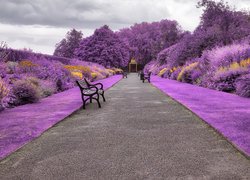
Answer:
177, 62, 200, 84
206, 43, 250, 69
11, 79, 41, 106
39, 80, 56, 98
235, 74, 250, 97
0, 78, 9, 111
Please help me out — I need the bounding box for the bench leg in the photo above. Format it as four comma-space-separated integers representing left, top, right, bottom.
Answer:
95, 94, 101, 108
101, 92, 106, 102
81, 95, 86, 109
82, 99, 86, 109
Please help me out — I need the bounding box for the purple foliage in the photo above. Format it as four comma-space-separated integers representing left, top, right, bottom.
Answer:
206, 43, 250, 68
235, 74, 250, 97
143, 0, 250, 97
199, 43, 250, 91
197, 0, 250, 45
153, 0, 250, 68
75, 25, 130, 68
11, 79, 41, 106
54, 29, 83, 58
0, 46, 111, 110
118, 20, 184, 66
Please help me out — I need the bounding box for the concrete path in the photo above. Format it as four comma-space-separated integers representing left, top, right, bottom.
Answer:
0, 73, 249, 179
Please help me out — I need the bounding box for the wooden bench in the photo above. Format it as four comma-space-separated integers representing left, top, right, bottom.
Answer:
122, 72, 128, 78
141, 72, 152, 83
76, 78, 105, 109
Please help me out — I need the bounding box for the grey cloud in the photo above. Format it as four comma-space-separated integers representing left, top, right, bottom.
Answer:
1, 0, 248, 55
0, 0, 146, 29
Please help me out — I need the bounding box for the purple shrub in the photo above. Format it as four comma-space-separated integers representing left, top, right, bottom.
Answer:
39, 80, 56, 98
6, 61, 19, 74
212, 68, 248, 92
199, 43, 250, 90
207, 43, 250, 68
177, 62, 200, 84
235, 74, 250, 97
143, 60, 161, 74
0, 62, 7, 78
11, 79, 41, 106
0, 78, 9, 111
170, 67, 182, 80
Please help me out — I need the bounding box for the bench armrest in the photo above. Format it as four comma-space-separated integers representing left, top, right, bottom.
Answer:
84, 78, 104, 90
90, 82, 104, 90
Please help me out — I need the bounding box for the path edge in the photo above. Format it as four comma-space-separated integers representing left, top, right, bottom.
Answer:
150, 78, 250, 160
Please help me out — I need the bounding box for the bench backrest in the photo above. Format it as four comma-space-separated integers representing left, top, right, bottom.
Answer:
76, 80, 88, 89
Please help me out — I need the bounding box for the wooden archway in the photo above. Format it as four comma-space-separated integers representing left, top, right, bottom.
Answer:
129, 58, 138, 72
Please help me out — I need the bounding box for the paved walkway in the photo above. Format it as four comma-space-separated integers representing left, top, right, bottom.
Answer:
0, 73, 249, 179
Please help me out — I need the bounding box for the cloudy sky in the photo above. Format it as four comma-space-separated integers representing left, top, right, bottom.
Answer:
0, 0, 249, 55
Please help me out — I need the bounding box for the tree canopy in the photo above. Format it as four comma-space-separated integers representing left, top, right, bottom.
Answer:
54, 29, 83, 58
74, 25, 130, 67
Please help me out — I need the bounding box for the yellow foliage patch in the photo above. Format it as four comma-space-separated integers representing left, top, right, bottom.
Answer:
158, 68, 168, 77
19, 60, 37, 67
0, 78, 9, 100
113, 68, 123, 73
239, 58, 250, 67
107, 69, 115, 75
177, 62, 198, 81
71, 72, 83, 79
91, 72, 97, 79
64, 65, 91, 74
216, 58, 250, 75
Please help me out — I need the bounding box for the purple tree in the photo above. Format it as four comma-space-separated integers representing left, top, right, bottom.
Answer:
75, 25, 130, 67
118, 19, 184, 66
156, 0, 250, 68
54, 29, 83, 58
197, 0, 250, 45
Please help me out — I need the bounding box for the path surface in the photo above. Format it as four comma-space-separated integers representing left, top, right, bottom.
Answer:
0, 73, 249, 179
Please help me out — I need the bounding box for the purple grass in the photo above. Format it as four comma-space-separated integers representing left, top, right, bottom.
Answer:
0, 75, 122, 160
151, 75, 250, 157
